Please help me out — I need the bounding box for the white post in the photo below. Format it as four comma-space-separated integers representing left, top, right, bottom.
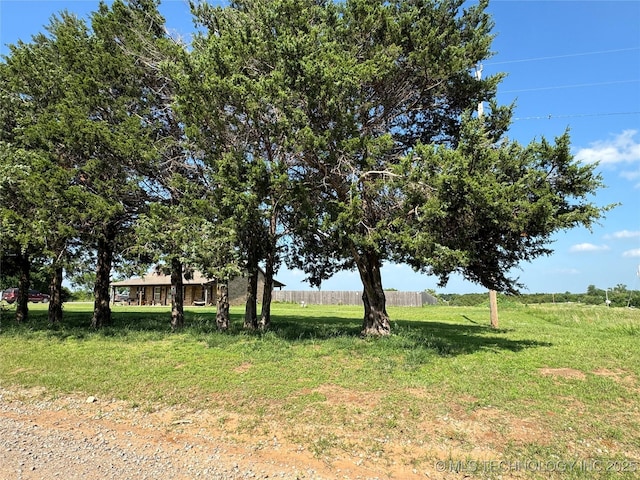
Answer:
475, 64, 484, 117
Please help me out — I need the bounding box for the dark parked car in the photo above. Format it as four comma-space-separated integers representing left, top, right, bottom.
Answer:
2, 288, 50, 303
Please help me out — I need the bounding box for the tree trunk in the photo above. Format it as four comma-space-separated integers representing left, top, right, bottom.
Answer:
170, 256, 184, 331
216, 282, 230, 331
48, 265, 63, 324
244, 264, 258, 330
258, 249, 275, 331
15, 252, 30, 324
91, 227, 116, 329
356, 249, 391, 336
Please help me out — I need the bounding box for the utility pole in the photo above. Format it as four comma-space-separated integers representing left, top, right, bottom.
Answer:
475, 64, 484, 117
476, 64, 499, 329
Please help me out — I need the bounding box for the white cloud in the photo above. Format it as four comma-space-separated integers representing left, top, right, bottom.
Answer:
620, 168, 640, 188
622, 249, 640, 258
605, 230, 640, 240
575, 130, 640, 165
620, 170, 640, 181
569, 243, 610, 253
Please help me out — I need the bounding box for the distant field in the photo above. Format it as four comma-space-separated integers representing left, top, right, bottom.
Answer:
1, 302, 638, 478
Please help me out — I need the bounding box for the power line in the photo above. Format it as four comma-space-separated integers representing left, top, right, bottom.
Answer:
523, 80, 640, 94
486, 47, 640, 66
513, 111, 640, 121
502, 79, 640, 94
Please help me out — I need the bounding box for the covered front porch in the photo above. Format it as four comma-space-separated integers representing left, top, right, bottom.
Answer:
110, 271, 217, 307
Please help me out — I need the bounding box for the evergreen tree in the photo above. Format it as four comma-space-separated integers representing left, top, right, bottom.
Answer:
185, 0, 302, 330
0, 39, 82, 324
285, 0, 508, 334
3, 7, 156, 328
394, 120, 607, 298
94, 0, 206, 330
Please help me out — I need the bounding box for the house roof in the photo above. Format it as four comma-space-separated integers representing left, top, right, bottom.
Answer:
111, 270, 285, 288
111, 271, 215, 287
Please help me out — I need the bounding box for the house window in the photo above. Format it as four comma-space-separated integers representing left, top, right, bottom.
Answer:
154, 287, 162, 305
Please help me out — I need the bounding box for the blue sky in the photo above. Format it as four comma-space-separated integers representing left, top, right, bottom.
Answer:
1, 0, 639, 294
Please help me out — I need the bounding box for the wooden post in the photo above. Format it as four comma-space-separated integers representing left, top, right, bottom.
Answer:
489, 290, 499, 329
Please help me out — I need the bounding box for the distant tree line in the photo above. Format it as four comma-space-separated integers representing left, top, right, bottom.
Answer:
1, 0, 609, 334
437, 284, 640, 308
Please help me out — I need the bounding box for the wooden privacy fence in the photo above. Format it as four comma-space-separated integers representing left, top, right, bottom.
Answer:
272, 290, 437, 307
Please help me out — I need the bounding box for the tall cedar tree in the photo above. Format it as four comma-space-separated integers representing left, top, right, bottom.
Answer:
0, 78, 37, 323
307, 1, 603, 335
105, 0, 244, 330
97, 0, 209, 331
186, 0, 298, 329
4, 8, 154, 328
1, 27, 88, 324
284, 0, 505, 334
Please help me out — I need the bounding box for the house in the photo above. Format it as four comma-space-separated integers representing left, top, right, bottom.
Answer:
110, 270, 284, 307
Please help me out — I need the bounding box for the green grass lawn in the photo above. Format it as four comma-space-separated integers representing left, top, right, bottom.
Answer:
0, 301, 638, 478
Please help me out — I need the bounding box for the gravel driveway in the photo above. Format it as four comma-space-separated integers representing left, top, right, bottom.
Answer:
0, 387, 334, 480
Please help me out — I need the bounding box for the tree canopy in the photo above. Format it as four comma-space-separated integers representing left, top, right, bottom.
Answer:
0, 0, 610, 334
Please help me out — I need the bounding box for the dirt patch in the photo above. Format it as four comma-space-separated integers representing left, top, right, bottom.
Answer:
233, 362, 253, 374
311, 383, 382, 409
539, 367, 586, 380
592, 368, 637, 386
438, 405, 552, 455
0, 388, 340, 479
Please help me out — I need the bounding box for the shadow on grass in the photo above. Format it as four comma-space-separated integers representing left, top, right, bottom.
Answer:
0, 306, 551, 357
395, 319, 549, 355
